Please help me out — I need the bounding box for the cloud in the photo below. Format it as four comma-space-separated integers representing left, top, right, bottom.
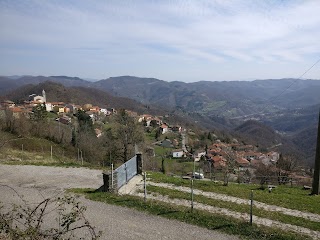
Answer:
0, 0, 319, 81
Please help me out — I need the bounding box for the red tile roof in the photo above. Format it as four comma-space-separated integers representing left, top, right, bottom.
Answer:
236, 157, 250, 165
10, 107, 23, 113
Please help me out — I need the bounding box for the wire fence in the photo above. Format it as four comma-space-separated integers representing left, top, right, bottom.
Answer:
1, 142, 84, 164
202, 171, 312, 188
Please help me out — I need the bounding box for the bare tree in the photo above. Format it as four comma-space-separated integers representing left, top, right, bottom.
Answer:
255, 163, 277, 188
276, 153, 297, 185
223, 152, 236, 186
112, 109, 144, 163
3, 108, 15, 133
15, 115, 32, 137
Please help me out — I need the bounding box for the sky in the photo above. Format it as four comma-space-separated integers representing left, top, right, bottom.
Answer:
0, 0, 320, 82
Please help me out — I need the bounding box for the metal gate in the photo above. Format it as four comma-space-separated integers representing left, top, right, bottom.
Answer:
114, 155, 137, 189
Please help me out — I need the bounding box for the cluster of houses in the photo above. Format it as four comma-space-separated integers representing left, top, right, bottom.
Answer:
138, 112, 281, 173
0, 90, 182, 139
0, 90, 117, 124
1, 90, 281, 174
205, 142, 279, 170
169, 140, 280, 177
138, 114, 182, 134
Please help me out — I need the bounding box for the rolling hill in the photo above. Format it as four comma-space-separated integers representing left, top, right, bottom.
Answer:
0, 76, 22, 95
1, 75, 319, 166
93, 76, 320, 118
3, 81, 159, 115
2, 75, 320, 117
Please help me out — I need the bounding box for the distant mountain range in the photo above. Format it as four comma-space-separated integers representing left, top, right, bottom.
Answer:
2, 75, 320, 114
1, 75, 319, 166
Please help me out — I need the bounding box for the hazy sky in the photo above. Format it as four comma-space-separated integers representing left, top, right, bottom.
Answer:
0, 0, 319, 82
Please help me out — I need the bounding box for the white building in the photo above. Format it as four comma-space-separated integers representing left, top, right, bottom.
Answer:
45, 103, 52, 112
172, 149, 184, 158
33, 89, 47, 103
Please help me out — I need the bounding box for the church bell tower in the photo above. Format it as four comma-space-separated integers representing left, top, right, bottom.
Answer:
42, 89, 46, 103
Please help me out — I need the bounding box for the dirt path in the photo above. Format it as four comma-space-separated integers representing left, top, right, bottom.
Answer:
126, 180, 320, 239
0, 165, 239, 240
147, 182, 320, 222
132, 191, 320, 240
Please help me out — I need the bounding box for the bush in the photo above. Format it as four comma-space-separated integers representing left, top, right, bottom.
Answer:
0, 194, 101, 240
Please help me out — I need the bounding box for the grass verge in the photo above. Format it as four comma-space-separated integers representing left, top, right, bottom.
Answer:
70, 188, 311, 240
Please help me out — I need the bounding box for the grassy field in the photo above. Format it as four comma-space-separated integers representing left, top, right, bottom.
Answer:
70, 172, 319, 239
145, 129, 157, 142
0, 147, 106, 169
146, 185, 320, 232
148, 172, 320, 215
201, 100, 227, 113
0, 132, 108, 170
71, 188, 311, 240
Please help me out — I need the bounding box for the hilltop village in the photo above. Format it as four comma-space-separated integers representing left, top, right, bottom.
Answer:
0, 89, 286, 180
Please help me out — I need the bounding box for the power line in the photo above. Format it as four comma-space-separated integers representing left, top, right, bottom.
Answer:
231, 57, 320, 119
265, 58, 320, 105
298, 58, 320, 79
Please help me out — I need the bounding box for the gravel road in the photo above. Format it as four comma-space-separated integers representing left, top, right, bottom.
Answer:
0, 164, 239, 240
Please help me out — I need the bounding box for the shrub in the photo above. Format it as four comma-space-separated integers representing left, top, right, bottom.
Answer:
0, 194, 100, 240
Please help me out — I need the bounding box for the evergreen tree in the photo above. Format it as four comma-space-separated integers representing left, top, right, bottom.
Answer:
32, 103, 47, 121
76, 110, 93, 132
207, 132, 212, 141
155, 128, 161, 140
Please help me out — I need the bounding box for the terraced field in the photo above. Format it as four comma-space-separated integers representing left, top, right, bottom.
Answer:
126, 173, 320, 240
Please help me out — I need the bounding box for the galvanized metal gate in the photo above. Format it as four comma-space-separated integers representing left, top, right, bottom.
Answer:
114, 155, 137, 189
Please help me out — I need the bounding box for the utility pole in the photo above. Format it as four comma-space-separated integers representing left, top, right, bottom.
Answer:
144, 172, 147, 202
191, 154, 195, 213
311, 109, 320, 195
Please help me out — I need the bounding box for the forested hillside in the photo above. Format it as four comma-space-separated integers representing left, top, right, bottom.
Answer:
1, 75, 319, 166
3, 81, 161, 115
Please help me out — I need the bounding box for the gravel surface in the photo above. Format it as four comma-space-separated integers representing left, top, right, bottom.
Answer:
0, 164, 239, 240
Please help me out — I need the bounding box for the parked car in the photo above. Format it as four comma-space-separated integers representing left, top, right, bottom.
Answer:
193, 172, 204, 179
183, 172, 204, 179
